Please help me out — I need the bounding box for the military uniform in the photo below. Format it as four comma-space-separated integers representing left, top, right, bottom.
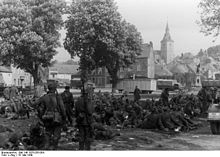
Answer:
160, 89, 169, 106
75, 93, 94, 150
134, 86, 141, 102
198, 87, 211, 114
141, 113, 167, 131
34, 84, 66, 150
61, 86, 74, 126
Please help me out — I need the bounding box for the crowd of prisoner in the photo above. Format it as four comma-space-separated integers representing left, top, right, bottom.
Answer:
0, 83, 217, 150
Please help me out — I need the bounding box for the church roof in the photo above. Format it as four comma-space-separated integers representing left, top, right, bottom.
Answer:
155, 64, 173, 77
167, 61, 196, 74
161, 22, 174, 42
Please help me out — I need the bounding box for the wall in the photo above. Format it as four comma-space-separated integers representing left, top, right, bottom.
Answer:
147, 46, 155, 78
11, 66, 33, 87
161, 41, 174, 64
49, 70, 58, 79
2, 72, 13, 86
57, 74, 71, 80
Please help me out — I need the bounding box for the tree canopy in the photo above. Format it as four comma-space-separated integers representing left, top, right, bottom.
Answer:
0, 0, 66, 85
64, 0, 143, 89
198, 0, 220, 40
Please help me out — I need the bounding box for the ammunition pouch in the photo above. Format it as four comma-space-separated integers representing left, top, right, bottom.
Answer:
42, 111, 62, 124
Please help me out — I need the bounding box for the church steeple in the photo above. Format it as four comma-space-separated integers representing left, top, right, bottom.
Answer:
160, 22, 174, 64
161, 22, 173, 42
166, 22, 169, 33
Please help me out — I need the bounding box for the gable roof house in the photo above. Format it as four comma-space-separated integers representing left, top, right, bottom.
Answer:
119, 42, 155, 79
49, 63, 79, 85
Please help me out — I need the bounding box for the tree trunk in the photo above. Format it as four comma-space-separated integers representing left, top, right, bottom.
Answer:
111, 72, 118, 93
32, 66, 40, 87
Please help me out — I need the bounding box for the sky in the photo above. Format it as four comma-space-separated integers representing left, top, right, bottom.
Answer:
54, 0, 220, 62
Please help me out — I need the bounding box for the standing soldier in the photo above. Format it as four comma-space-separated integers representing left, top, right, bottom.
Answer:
198, 87, 212, 114
34, 82, 67, 150
75, 83, 94, 150
160, 88, 169, 106
61, 86, 75, 126
134, 86, 141, 102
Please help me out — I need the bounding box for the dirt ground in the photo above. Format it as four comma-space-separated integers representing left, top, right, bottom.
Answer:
1, 115, 220, 151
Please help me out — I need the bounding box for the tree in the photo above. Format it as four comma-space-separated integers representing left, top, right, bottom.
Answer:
198, 0, 220, 41
64, 0, 142, 91
0, 0, 66, 85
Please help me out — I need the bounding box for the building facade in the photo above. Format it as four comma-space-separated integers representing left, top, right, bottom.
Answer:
49, 63, 79, 85
119, 42, 155, 79
88, 67, 111, 88
155, 22, 174, 65
11, 66, 32, 87
0, 66, 13, 87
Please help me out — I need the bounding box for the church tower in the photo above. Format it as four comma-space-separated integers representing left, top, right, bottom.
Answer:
160, 22, 174, 64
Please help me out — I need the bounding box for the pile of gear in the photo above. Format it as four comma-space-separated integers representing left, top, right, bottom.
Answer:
0, 95, 33, 120
0, 85, 213, 150
91, 92, 203, 133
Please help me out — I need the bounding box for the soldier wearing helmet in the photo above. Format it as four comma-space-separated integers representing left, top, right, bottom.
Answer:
75, 81, 94, 150
34, 82, 67, 150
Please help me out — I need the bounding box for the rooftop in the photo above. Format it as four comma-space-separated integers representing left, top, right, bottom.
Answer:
0, 66, 12, 73
49, 64, 79, 75
138, 43, 153, 58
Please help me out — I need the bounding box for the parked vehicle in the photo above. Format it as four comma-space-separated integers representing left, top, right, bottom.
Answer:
157, 79, 180, 91
202, 80, 220, 88
116, 78, 157, 94
202, 80, 220, 134
71, 78, 82, 89
207, 103, 220, 134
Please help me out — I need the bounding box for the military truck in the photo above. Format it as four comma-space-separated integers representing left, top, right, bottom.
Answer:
202, 80, 220, 134
157, 79, 180, 91
116, 78, 157, 94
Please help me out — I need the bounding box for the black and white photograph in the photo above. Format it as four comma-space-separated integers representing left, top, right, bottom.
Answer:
0, 0, 220, 152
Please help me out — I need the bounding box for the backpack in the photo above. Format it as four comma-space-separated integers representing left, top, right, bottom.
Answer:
42, 94, 62, 123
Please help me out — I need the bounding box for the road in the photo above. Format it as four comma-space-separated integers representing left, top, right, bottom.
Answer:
90, 119, 220, 150
1, 114, 220, 150
57, 118, 220, 150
